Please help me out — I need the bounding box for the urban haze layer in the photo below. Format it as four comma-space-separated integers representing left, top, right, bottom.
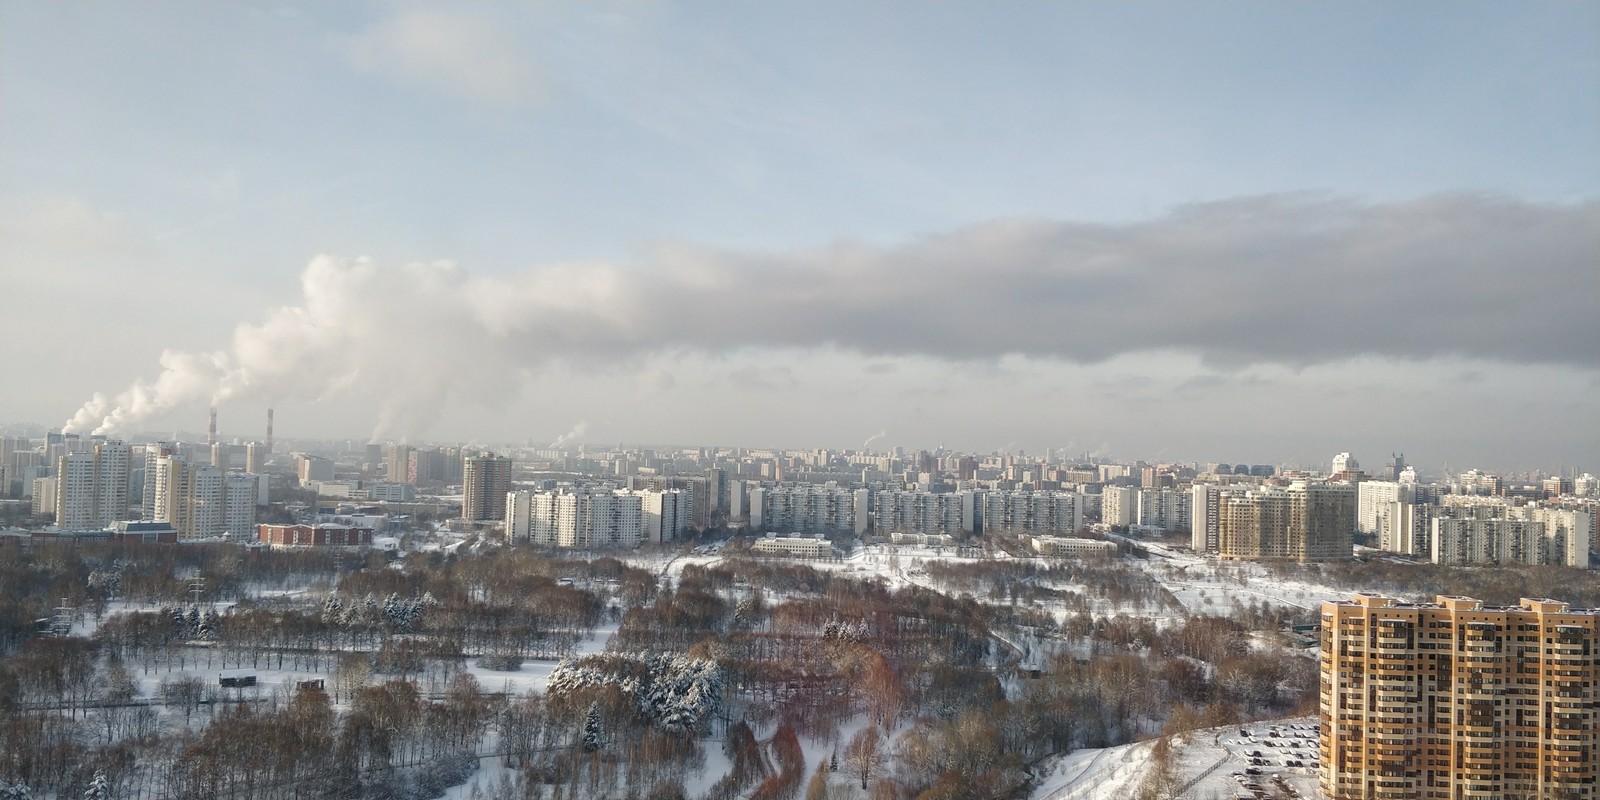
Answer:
1, 420, 1596, 799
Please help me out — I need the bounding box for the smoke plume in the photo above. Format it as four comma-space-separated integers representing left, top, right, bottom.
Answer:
550, 421, 588, 449
862, 430, 888, 449
62, 195, 1598, 438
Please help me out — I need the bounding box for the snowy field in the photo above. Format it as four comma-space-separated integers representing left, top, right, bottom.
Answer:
74, 537, 1344, 799
1031, 717, 1321, 800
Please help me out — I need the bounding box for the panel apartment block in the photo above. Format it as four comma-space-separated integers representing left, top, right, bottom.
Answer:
1320, 594, 1597, 800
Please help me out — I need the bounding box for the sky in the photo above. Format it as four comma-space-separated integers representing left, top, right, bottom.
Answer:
1, 1, 1596, 472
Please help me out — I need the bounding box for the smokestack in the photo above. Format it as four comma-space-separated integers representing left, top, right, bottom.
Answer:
208, 407, 218, 446
266, 408, 274, 454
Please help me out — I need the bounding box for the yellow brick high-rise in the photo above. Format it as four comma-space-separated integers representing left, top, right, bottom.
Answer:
1320, 594, 1598, 800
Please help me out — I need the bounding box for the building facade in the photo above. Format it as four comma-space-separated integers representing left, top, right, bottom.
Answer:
505, 488, 646, 548
257, 523, 374, 548
1136, 487, 1189, 532
1101, 485, 1137, 526
871, 489, 977, 535
748, 484, 865, 534
980, 490, 1084, 536
54, 440, 130, 530
1320, 594, 1598, 800
1218, 481, 1355, 562
1191, 483, 1222, 551
461, 452, 512, 521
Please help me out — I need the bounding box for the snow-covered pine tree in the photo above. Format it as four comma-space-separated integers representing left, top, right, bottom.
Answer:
321, 595, 343, 625
581, 702, 603, 752
197, 609, 219, 641
83, 770, 110, 800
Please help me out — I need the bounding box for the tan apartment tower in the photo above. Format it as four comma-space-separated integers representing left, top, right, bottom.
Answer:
461, 452, 511, 521
1320, 593, 1598, 800
1218, 480, 1355, 561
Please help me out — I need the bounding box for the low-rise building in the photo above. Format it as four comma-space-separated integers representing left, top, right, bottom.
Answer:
1030, 535, 1116, 558
749, 534, 833, 558
256, 523, 374, 548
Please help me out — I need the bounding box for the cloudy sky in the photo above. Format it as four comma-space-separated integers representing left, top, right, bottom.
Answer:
2, 2, 1596, 471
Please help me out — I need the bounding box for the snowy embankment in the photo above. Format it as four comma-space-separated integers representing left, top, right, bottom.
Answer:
1030, 717, 1323, 800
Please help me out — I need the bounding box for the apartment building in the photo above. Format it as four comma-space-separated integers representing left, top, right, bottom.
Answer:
1191, 483, 1222, 551
1136, 486, 1189, 532
748, 484, 866, 534
54, 439, 130, 530
151, 457, 251, 540
1218, 481, 1355, 562
981, 490, 1084, 535
504, 488, 647, 548
871, 489, 977, 535
461, 452, 511, 521
1101, 485, 1137, 526
1320, 594, 1598, 800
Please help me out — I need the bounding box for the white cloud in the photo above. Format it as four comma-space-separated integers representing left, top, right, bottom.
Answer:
56, 195, 1599, 454
336, 10, 542, 107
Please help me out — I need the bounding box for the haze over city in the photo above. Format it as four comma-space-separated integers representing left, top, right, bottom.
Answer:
2, 2, 1596, 470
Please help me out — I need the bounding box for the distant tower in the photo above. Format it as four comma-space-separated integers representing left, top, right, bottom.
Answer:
208, 407, 218, 446
265, 408, 274, 454
1386, 452, 1405, 481
461, 452, 512, 521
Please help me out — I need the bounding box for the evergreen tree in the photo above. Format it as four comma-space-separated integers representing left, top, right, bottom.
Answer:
0, 779, 34, 800
83, 771, 110, 800
581, 702, 604, 752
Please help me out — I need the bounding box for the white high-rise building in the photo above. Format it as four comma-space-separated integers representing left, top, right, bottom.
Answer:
1356, 481, 1411, 535
1574, 473, 1597, 498
639, 489, 687, 543
55, 452, 97, 529
1379, 500, 1441, 558
505, 488, 645, 548
1191, 484, 1222, 551
1101, 485, 1137, 526
1330, 452, 1357, 476
1522, 507, 1591, 567
728, 479, 748, 520
748, 484, 862, 534
1136, 487, 1189, 532
295, 454, 334, 487
980, 490, 1083, 535
152, 457, 252, 541
871, 490, 977, 535
32, 476, 56, 517
142, 442, 176, 520
54, 440, 130, 530
1428, 505, 1589, 568
223, 473, 259, 539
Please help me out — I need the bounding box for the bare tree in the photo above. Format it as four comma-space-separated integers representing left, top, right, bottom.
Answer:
844, 725, 884, 790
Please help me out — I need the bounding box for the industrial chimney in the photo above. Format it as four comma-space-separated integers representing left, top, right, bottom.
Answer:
266, 408, 274, 454
208, 407, 218, 446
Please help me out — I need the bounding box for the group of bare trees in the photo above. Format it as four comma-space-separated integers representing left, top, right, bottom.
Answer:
0, 539, 658, 798
1, 532, 1440, 800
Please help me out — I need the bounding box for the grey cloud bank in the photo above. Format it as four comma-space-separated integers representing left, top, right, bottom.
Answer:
62, 195, 1599, 440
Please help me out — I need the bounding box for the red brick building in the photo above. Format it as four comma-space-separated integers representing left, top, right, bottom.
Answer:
256, 523, 374, 548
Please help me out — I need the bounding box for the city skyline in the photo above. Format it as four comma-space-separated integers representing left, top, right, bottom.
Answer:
3, 2, 1596, 469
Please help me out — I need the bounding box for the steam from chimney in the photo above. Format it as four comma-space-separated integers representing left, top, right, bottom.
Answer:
549, 420, 588, 449
58, 197, 1598, 440
862, 430, 887, 449
208, 407, 217, 446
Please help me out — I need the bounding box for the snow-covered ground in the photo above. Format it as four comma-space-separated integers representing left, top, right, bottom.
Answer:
1030, 717, 1321, 800
79, 539, 1346, 799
